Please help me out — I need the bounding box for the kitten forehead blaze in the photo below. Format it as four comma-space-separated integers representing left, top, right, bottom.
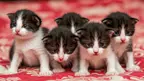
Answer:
102, 12, 138, 43
7, 9, 41, 39
77, 22, 110, 55
42, 27, 78, 62
55, 12, 89, 34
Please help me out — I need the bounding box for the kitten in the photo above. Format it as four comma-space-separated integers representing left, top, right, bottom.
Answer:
42, 27, 79, 73
75, 22, 118, 76
7, 9, 53, 76
102, 12, 140, 72
55, 12, 89, 34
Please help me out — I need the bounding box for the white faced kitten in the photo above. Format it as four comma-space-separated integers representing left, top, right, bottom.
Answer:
102, 12, 140, 73
7, 9, 53, 76
75, 22, 118, 76
55, 12, 89, 34
42, 27, 79, 73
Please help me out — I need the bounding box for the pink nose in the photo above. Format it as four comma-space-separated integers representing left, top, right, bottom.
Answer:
59, 58, 64, 62
16, 29, 20, 33
121, 39, 126, 43
94, 51, 98, 55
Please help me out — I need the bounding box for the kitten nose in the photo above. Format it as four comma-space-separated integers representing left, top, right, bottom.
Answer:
59, 58, 64, 62
121, 39, 126, 43
94, 51, 98, 55
16, 29, 20, 33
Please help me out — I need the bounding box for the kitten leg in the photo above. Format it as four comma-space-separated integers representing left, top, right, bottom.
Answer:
106, 52, 119, 75
75, 59, 90, 76
6, 53, 23, 74
51, 60, 65, 73
126, 52, 140, 71
39, 54, 53, 76
71, 58, 79, 72
115, 58, 125, 74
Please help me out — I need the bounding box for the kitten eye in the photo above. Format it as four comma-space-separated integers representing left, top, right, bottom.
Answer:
85, 44, 89, 47
85, 43, 92, 48
99, 42, 105, 47
126, 31, 133, 36
118, 24, 121, 27
69, 45, 74, 48
67, 50, 72, 54
125, 24, 128, 27
23, 24, 27, 27
51, 50, 57, 54
75, 22, 78, 25
114, 31, 119, 35
12, 22, 16, 27
66, 23, 70, 26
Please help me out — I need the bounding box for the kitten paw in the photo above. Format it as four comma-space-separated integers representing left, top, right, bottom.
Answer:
117, 68, 125, 74
5, 69, 17, 74
39, 70, 53, 76
71, 67, 78, 72
75, 70, 90, 76
53, 68, 65, 73
106, 70, 119, 75
126, 65, 140, 71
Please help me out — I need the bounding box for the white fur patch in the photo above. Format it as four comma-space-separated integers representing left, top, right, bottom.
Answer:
71, 20, 75, 34
52, 54, 59, 61
52, 38, 71, 62
77, 44, 116, 76
8, 28, 52, 75
120, 25, 126, 40
93, 33, 99, 52
16, 12, 23, 30
59, 38, 64, 59
87, 48, 94, 55
63, 54, 70, 61
12, 12, 33, 38
114, 24, 131, 43
98, 48, 104, 54
86, 33, 105, 55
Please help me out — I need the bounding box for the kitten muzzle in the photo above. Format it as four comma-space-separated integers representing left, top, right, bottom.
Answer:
94, 51, 98, 55
15, 30, 21, 36
120, 38, 126, 44
58, 58, 64, 62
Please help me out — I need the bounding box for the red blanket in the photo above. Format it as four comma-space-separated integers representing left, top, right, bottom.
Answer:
0, 0, 144, 81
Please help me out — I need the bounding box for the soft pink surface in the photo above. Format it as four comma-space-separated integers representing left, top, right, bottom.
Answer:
0, 0, 144, 81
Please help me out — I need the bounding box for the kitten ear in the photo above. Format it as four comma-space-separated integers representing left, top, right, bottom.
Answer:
76, 28, 86, 37
32, 15, 41, 27
81, 17, 89, 23
102, 18, 112, 25
105, 27, 114, 37
7, 13, 15, 20
72, 35, 79, 42
42, 35, 52, 44
55, 17, 62, 25
131, 17, 139, 25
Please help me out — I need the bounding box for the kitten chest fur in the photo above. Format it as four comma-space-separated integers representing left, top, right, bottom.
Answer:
111, 39, 129, 57
80, 44, 112, 69
49, 47, 78, 67
15, 28, 45, 66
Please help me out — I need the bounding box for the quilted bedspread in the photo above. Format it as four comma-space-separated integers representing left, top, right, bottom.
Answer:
0, 0, 144, 81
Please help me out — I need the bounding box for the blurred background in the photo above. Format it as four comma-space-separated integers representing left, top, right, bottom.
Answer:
0, 0, 144, 60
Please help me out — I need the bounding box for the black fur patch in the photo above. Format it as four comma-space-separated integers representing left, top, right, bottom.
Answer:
55, 12, 89, 32
7, 9, 41, 32
76, 22, 110, 49
42, 27, 78, 54
102, 12, 138, 37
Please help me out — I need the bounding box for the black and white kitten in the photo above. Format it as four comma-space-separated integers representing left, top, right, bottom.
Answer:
42, 27, 79, 73
55, 12, 89, 34
7, 9, 53, 76
102, 12, 140, 72
75, 22, 118, 76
